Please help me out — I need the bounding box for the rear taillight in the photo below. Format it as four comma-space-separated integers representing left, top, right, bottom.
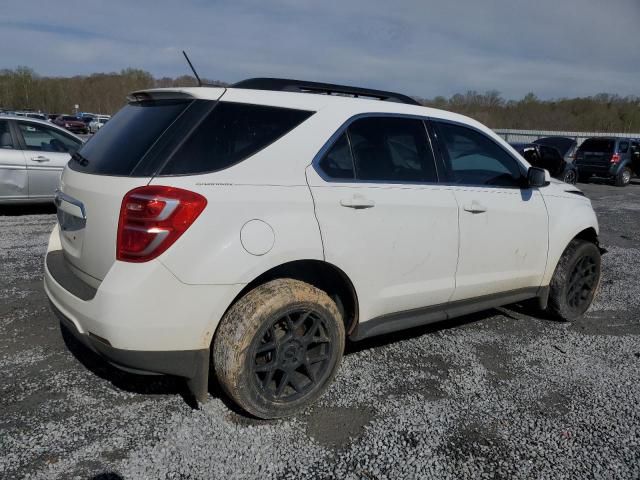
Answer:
611, 153, 621, 164
117, 186, 207, 262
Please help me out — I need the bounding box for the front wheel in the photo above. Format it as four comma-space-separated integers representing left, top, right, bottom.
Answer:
547, 239, 601, 321
213, 278, 345, 419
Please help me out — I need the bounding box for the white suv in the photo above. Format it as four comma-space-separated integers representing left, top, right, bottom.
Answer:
44, 79, 601, 418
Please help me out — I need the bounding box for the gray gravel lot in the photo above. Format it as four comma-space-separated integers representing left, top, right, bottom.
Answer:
1, 183, 639, 479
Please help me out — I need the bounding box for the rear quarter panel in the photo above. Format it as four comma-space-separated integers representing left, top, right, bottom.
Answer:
154, 182, 324, 285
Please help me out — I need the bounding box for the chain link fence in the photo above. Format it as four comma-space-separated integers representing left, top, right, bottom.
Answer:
494, 129, 640, 147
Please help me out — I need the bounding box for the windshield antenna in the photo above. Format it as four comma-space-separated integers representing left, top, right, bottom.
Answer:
182, 50, 202, 86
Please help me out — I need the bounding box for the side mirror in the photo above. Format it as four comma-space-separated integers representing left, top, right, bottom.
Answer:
527, 167, 549, 188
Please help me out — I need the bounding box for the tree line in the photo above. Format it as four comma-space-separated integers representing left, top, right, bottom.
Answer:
0, 67, 226, 116
1, 67, 638, 132
418, 91, 640, 133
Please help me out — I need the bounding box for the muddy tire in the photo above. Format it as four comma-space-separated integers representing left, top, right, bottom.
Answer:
213, 278, 345, 419
614, 167, 632, 187
547, 239, 601, 321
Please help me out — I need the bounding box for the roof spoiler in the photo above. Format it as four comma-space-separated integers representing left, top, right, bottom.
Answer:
126, 90, 198, 103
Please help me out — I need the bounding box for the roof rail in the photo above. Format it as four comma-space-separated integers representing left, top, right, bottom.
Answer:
231, 78, 421, 106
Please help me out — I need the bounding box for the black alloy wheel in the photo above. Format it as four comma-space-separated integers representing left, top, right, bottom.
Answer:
566, 254, 599, 311
251, 309, 333, 402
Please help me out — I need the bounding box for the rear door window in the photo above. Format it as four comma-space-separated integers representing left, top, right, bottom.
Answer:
160, 103, 313, 175
618, 141, 629, 153
347, 116, 437, 183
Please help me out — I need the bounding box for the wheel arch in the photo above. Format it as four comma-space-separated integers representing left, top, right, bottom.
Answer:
214, 259, 360, 342
543, 224, 601, 286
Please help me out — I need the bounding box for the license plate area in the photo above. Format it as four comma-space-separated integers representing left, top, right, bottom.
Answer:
54, 190, 86, 259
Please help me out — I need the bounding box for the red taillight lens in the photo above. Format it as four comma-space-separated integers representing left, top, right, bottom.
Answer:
611, 153, 621, 164
117, 186, 207, 262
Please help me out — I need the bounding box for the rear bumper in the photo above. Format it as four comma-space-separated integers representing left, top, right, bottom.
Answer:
575, 162, 618, 177
43, 226, 244, 368
51, 300, 208, 378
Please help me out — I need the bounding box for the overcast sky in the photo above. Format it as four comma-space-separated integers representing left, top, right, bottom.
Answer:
2, 0, 639, 99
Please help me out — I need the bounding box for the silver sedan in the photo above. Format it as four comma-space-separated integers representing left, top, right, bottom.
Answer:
0, 115, 84, 204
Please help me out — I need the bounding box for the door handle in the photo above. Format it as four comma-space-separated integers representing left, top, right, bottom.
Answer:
463, 201, 487, 214
340, 195, 375, 209
31, 156, 50, 162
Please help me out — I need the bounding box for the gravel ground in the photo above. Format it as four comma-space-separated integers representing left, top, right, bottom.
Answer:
1, 183, 639, 479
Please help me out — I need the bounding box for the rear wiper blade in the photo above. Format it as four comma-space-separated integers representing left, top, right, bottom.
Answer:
71, 152, 89, 166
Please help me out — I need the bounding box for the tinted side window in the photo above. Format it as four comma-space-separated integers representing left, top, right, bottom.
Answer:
319, 133, 354, 180
18, 122, 81, 153
347, 117, 437, 182
0, 120, 14, 149
436, 122, 523, 187
161, 102, 313, 175
618, 141, 629, 153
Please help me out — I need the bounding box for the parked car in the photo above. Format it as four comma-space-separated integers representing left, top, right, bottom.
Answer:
0, 115, 83, 203
53, 115, 89, 134
48, 113, 61, 122
533, 136, 578, 162
575, 137, 640, 186
510, 142, 578, 184
44, 78, 601, 419
88, 115, 110, 133
25, 112, 48, 121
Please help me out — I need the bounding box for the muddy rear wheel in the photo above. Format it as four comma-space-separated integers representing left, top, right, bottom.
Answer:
213, 278, 345, 419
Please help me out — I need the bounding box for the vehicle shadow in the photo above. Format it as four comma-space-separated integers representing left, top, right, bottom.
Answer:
60, 322, 203, 409
90, 474, 124, 480
60, 304, 544, 415
345, 308, 500, 355
60, 321, 266, 416
0, 203, 56, 216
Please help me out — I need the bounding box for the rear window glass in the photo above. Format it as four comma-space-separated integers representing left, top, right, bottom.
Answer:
69, 100, 191, 175
618, 141, 629, 153
159, 102, 313, 175
579, 138, 615, 153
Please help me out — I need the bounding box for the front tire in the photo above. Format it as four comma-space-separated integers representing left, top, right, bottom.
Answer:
213, 278, 345, 419
547, 239, 601, 321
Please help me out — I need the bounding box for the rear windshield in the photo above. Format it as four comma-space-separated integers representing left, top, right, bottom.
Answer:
69, 100, 313, 177
579, 138, 615, 153
69, 100, 191, 175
